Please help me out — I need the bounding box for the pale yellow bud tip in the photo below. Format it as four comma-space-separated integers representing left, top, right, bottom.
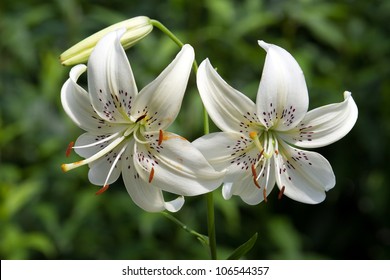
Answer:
60, 16, 153, 66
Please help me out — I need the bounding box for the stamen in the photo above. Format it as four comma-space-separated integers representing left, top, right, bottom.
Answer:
96, 184, 109, 195
251, 164, 261, 189
263, 188, 268, 203
73, 132, 120, 149
148, 167, 155, 183
61, 135, 125, 172
278, 186, 285, 200
101, 143, 128, 189
135, 114, 147, 122
158, 130, 163, 146
66, 141, 74, 157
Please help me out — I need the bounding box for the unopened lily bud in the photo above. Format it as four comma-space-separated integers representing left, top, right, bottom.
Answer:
60, 16, 153, 66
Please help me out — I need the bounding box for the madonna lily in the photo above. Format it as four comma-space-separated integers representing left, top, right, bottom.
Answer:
193, 40, 358, 205
61, 29, 224, 212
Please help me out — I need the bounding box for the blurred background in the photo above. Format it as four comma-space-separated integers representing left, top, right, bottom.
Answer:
1, 0, 389, 260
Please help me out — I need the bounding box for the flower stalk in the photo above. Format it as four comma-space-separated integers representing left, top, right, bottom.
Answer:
151, 19, 217, 259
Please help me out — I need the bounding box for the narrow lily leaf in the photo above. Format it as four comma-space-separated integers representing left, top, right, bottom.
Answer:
227, 232, 258, 260
161, 212, 209, 247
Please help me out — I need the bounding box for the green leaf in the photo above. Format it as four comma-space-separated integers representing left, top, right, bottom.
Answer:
227, 232, 258, 260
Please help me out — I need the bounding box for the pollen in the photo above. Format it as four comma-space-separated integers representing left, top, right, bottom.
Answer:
148, 167, 155, 183
278, 186, 285, 200
263, 188, 268, 203
158, 130, 163, 146
96, 184, 110, 195
251, 164, 261, 189
135, 114, 147, 122
66, 141, 74, 157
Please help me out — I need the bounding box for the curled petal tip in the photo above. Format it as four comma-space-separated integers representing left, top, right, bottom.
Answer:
258, 40, 270, 51
343, 91, 352, 99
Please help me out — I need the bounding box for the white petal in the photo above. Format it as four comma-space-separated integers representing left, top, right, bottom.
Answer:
274, 141, 335, 204
71, 132, 126, 185
61, 65, 121, 134
86, 142, 126, 186
121, 142, 184, 212
221, 156, 276, 205
193, 131, 257, 182
193, 132, 277, 204
257, 41, 309, 131
132, 45, 194, 130
87, 28, 138, 122
133, 131, 225, 196
197, 59, 258, 132
278, 91, 358, 148
74, 132, 124, 158
222, 182, 233, 200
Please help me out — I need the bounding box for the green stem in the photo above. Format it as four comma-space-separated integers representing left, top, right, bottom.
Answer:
202, 95, 216, 260
151, 19, 216, 259
161, 212, 208, 244
150, 19, 184, 48
206, 192, 217, 259
151, 19, 199, 74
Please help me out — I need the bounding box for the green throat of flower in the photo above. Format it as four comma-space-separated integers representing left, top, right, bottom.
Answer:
248, 130, 285, 202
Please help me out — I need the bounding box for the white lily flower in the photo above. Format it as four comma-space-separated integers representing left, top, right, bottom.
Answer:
60, 16, 153, 66
193, 40, 358, 205
61, 29, 225, 212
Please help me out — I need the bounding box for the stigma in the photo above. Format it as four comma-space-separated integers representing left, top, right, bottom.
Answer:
249, 131, 264, 155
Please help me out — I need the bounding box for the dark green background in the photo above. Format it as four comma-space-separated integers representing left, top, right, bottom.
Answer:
1, 0, 389, 259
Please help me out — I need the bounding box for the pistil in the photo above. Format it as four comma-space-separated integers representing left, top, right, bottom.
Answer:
249, 131, 264, 152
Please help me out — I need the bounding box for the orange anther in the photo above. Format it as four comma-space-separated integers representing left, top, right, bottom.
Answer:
251, 165, 261, 189
148, 167, 155, 183
66, 141, 74, 157
263, 188, 268, 203
278, 186, 285, 200
96, 184, 109, 195
158, 130, 163, 146
135, 114, 147, 122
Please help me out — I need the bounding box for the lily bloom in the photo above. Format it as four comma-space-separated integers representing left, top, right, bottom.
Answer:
193, 40, 358, 205
61, 29, 224, 212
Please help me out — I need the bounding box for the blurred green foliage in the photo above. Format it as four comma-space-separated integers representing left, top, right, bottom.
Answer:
1, 0, 389, 259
